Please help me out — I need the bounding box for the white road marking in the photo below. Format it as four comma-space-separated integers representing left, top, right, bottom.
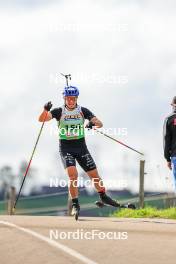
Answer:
0, 220, 98, 264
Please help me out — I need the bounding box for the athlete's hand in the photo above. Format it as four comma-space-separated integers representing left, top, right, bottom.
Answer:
167, 161, 172, 170
85, 121, 94, 130
44, 101, 52, 111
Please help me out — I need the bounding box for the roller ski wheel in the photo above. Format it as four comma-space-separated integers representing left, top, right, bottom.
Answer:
119, 203, 136, 210
95, 200, 119, 208
95, 200, 136, 210
71, 204, 80, 221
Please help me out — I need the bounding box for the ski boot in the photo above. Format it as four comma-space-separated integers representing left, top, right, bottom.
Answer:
71, 203, 80, 221
95, 192, 136, 209
95, 192, 121, 208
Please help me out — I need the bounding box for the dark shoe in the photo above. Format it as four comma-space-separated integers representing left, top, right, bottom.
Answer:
99, 192, 120, 207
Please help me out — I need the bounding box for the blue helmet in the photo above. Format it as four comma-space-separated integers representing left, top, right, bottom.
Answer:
63, 86, 79, 97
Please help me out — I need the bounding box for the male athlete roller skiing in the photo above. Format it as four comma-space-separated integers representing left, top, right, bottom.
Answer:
38, 76, 134, 220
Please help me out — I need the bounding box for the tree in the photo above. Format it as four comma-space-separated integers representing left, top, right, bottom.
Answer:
0, 165, 15, 200
18, 160, 37, 195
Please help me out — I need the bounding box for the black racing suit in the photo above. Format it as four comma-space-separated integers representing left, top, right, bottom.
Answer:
163, 110, 176, 162
51, 106, 97, 172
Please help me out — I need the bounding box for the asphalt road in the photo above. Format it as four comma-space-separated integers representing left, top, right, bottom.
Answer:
0, 215, 176, 264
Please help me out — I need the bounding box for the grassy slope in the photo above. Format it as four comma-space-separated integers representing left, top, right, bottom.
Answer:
112, 207, 176, 219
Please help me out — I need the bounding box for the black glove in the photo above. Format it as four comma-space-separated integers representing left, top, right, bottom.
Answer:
85, 121, 94, 130
44, 101, 52, 111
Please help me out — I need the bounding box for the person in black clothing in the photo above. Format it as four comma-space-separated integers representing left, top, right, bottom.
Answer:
38, 86, 121, 217
163, 96, 176, 191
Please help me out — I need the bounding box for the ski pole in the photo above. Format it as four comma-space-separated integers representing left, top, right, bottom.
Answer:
93, 128, 144, 156
60, 73, 71, 86
12, 111, 48, 213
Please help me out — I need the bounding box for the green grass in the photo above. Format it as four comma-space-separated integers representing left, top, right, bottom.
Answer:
112, 207, 176, 220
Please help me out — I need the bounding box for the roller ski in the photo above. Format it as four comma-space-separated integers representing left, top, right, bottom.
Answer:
71, 203, 80, 221
95, 192, 136, 209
